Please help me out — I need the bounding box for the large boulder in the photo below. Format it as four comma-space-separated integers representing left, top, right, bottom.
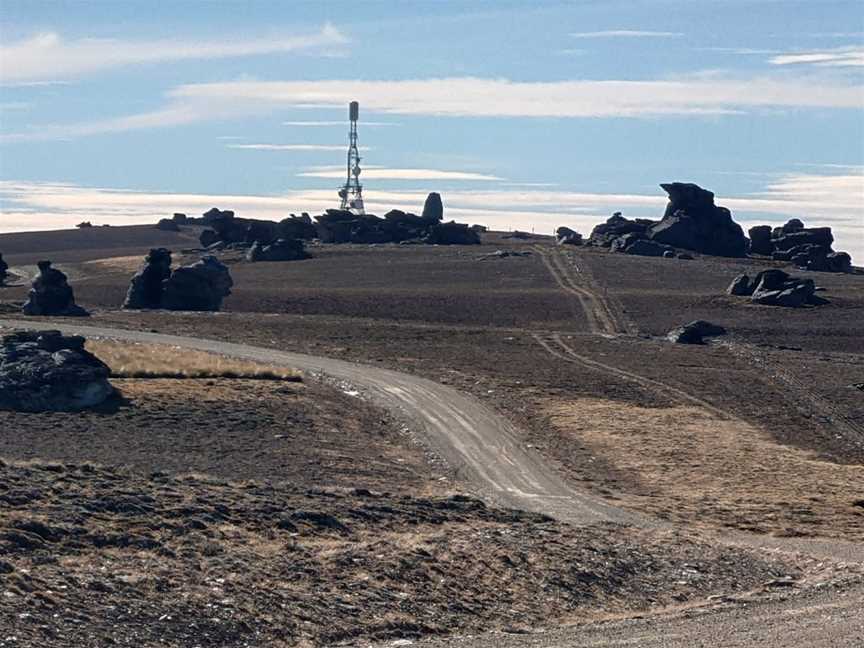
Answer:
22, 261, 89, 317
161, 256, 233, 311
278, 214, 317, 240
123, 248, 173, 309
0, 330, 114, 412
156, 218, 180, 231
588, 212, 655, 247
667, 320, 727, 344
747, 269, 825, 307
772, 227, 834, 252
425, 221, 481, 245
647, 183, 747, 257
748, 225, 773, 256
421, 192, 444, 223
246, 238, 309, 262
556, 227, 583, 246
0, 253, 8, 285
726, 274, 753, 296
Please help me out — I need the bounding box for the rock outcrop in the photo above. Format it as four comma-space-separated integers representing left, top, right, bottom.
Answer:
0, 330, 113, 412
278, 213, 317, 240
123, 248, 173, 309
648, 183, 747, 257
161, 256, 233, 311
726, 269, 827, 307
667, 320, 727, 344
156, 218, 180, 231
198, 208, 280, 249
0, 253, 8, 285
421, 192, 444, 223
246, 238, 310, 262
556, 227, 583, 245
22, 261, 89, 317
748, 218, 852, 272
587, 212, 656, 248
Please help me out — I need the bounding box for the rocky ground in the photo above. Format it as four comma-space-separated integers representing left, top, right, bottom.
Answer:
1, 224, 863, 646
0, 459, 810, 648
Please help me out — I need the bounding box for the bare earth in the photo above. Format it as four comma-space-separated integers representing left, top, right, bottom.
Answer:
1, 225, 863, 646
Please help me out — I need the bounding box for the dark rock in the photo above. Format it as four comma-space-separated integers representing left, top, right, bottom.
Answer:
246, 238, 310, 262
611, 234, 674, 257
161, 256, 233, 311
172, 213, 188, 223
726, 274, 753, 296
0, 253, 8, 285
648, 183, 747, 257
426, 221, 481, 245
76, 221, 93, 229
588, 212, 655, 247
156, 218, 180, 232
748, 225, 773, 255
677, 253, 694, 260
123, 248, 172, 309
22, 261, 89, 317
422, 192, 444, 223
470, 224, 488, 233
278, 214, 317, 240
772, 228, 834, 251
747, 269, 824, 307
199, 229, 220, 248
0, 330, 114, 412
502, 231, 534, 240
662, 250, 675, 258
667, 320, 727, 344
826, 251, 852, 273
556, 227, 583, 245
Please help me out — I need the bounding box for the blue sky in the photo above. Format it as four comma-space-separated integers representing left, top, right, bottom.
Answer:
1, 0, 862, 258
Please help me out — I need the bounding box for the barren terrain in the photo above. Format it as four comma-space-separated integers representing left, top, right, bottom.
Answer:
1, 223, 863, 646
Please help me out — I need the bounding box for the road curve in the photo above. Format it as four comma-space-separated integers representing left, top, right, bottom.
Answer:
0, 318, 639, 527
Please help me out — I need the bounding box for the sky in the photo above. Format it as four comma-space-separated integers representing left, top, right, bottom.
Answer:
1, 0, 862, 260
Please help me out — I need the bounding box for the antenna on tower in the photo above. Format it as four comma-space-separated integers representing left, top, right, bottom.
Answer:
338, 101, 365, 214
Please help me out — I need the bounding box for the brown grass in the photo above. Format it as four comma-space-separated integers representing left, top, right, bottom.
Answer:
541, 397, 864, 540
87, 339, 302, 381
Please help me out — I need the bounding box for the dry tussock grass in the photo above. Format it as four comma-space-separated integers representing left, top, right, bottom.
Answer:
87, 339, 302, 381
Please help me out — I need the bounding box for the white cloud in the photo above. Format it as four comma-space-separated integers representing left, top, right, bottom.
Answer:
227, 144, 366, 152
296, 166, 503, 181
4, 75, 861, 142
770, 46, 864, 67
2, 170, 861, 261
0, 25, 347, 84
569, 30, 683, 39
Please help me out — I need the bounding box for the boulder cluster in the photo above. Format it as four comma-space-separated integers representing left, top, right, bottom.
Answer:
22, 261, 89, 317
246, 238, 309, 262
194, 193, 480, 251
123, 249, 233, 311
0, 330, 114, 412
588, 183, 748, 258
0, 253, 8, 285
727, 269, 827, 308
748, 219, 852, 273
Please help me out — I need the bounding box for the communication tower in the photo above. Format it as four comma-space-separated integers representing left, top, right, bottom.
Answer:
338, 101, 365, 214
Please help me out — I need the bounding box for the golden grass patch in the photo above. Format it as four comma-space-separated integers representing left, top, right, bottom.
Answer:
87, 339, 302, 381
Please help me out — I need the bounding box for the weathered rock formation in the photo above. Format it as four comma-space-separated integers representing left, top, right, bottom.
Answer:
746, 218, 852, 272
22, 261, 89, 317
648, 183, 747, 257
172, 213, 188, 224
556, 227, 583, 245
0, 330, 113, 412
198, 208, 280, 249
246, 238, 310, 262
667, 320, 727, 344
123, 248, 173, 309
610, 234, 675, 257
278, 213, 318, 240
726, 269, 827, 307
587, 212, 656, 247
161, 256, 233, 311
156, 218, 180, 231
0, 253, 8, 285
76, 222, 93, 229
422, 192, 444, 223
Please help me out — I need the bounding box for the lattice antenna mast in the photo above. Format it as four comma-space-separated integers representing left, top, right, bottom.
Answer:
338, 101, 365, 214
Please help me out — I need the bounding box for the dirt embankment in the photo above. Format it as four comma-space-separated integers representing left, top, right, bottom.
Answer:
0, 459, 806, 648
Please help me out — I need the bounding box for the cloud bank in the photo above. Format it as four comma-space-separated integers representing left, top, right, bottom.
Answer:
770, 46, 864, 68
0, 25, 347, 84
4, 75, 862, 141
